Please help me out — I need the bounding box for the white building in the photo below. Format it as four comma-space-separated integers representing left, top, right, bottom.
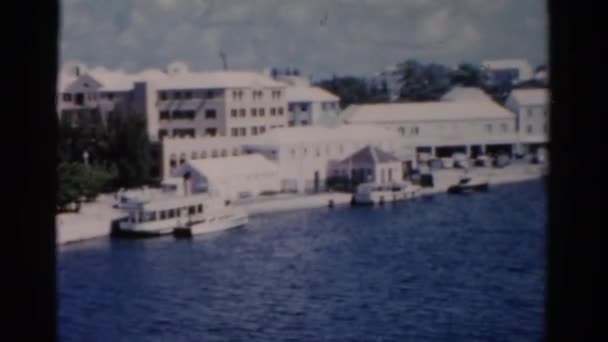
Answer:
171, 154, 280, 200
161, 135, 259, 178
330, 145, 403, 185
133, 70, 289, 142
481, 59, 534, 86
340, 100, 519, 158
242, 125, 410, 193
284, 86, 340, 127
504, 88, 550, 153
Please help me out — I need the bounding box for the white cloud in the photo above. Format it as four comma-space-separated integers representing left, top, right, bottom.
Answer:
416, 7, 451, 43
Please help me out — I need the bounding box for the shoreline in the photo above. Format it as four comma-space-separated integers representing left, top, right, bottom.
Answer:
56, 164, 545, 246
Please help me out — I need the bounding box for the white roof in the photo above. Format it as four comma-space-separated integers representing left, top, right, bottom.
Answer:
285, 86, 339, 102
342, 101, 515, 123
154, 71, 286, 90
183, 154, 279, 180
58, 67, 169, 92
441, 87, 492, 102
509, 88, 549, 106
481, 59, 532, 70
247, 124, 400, 146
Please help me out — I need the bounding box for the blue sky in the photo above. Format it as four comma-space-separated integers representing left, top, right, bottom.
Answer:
60, 0, 547, 78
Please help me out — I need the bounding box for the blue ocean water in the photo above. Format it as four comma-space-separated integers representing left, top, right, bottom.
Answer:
58, 180, 546, 341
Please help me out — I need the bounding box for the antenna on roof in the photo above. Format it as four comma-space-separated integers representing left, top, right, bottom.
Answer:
219, 50, 228, 70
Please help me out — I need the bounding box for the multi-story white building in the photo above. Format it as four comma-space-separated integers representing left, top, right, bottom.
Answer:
285, 86, 340, 127
242, 125, 410, 193
56, 64, 167, 128
132, 70, 290, 142
504, 88, 550, 154
340, 100, 520, 158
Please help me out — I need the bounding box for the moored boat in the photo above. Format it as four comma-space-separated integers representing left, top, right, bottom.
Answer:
447, 175, 489, 194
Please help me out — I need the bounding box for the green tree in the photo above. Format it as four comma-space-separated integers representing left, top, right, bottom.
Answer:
395, 59, 451, 101
450, 63, 486, 87
316, 76, 388, 108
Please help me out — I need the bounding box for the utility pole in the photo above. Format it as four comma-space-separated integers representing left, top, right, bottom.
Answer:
219, 50, 228, 70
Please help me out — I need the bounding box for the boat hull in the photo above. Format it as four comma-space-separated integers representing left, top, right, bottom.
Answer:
174, 212, 248, 238
447, 183, 489, 194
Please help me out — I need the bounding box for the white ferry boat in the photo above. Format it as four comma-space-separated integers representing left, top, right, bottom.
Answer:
352, 182, 421, 205
116, 191, 248, 238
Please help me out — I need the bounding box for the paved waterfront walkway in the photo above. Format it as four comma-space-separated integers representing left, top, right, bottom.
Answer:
56, 164, 545, 245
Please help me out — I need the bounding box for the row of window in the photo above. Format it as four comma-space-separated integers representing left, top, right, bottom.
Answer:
231, 126, 267, 137
526, 107, 549, 118
288, 120, 309, 126
397, 127, 420, 136
485, 123, 510, 133
229, 107, 285, 118
159, 90, 219, 101
232, 89, 283, 101
160, 128, 218, 138
286, 143, 387, 159
159, 109, 216, 120
132, 204, 204, 223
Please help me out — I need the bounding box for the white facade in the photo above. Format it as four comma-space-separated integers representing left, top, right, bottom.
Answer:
505, 88, 550, 143
161, 135, 259, 178
340, 100, 520, 158
171, 155, 280, 200
284, 86, 340, 127
242, 125, 409, 193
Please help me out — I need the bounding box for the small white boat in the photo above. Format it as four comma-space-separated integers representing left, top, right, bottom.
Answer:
116, 192, 248, 238
352, 182, 421, 205
447, 175, 489, 194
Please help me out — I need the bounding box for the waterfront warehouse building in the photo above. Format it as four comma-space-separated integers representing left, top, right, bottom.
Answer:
171, 154, 280, 200
340, 99, 520, 159
242, 125, 413, 193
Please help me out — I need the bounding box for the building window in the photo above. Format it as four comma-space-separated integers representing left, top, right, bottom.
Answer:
301, 104, 309, 111
398, 127, 405, 136
191, 152, 198, 159
205, 128, 217, 136
185, 91, 192, 99
211, 150, 218, 158
205, 109, 217, 119
278, 107, 284, 115
159, 92, 167, 100
301, 120, 308, 126
288, 121, 295, 127
173, 128, 195, 138
63, 93, 72, 102
240, 109, 246, 117
160, 111, 170, 120
259, 126, 266, 134
233, 148, 239, 156
197, 204, 203, 213
527, 125, 533, 134
501, 123, 508, 133
174, 92, 182, 99
259, 108, 265, 116
231, 128, 239, 136
221, 149, 227, 157
240, 127, 246, 136
252, 126, 258, 135
485, 124, 493, 133
207, 90, 214, 99
315, 148, 321, 157
251, 108, 257, 117
201, 151, 207, 159
289, 104, 295, 112
231, 109, 238, 118
528, 108, 534, 118
159, 129, 168, 139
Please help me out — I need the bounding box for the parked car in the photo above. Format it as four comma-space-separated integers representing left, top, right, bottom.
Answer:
493, 154, 511, 168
